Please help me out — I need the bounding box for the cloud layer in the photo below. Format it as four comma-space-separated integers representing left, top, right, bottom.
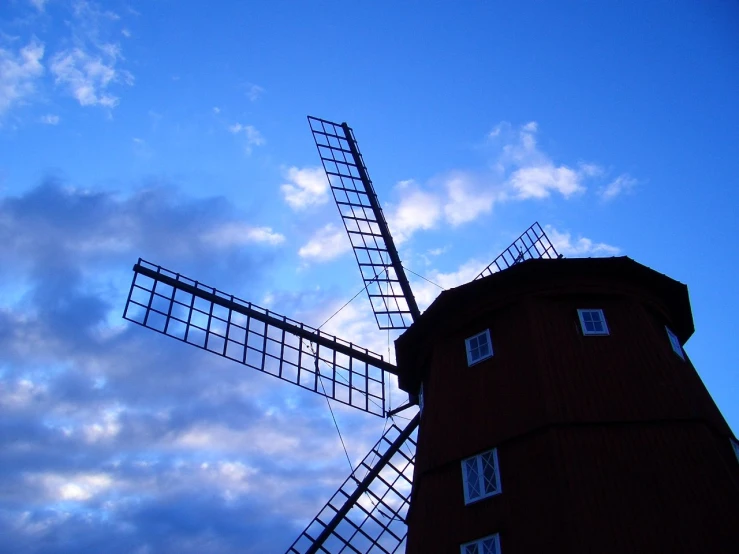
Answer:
0, 179, 377, 553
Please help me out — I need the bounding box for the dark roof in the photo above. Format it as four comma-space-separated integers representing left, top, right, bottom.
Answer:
396, 256, 693, 388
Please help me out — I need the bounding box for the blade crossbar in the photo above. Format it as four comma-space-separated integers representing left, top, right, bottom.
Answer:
124, 259, 393, 417
309, 116, 420, 330
287, 414, 420, 554
475, 221, 560, 280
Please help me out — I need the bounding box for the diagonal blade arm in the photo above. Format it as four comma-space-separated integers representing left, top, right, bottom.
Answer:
286, 413, 419, 554
123, 259, 395, 417
308, 116, 420, 330
475, 221, 560, 280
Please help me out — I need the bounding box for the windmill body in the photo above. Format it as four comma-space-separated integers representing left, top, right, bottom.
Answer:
123, 117, 739, 553
395, 257, 739, 553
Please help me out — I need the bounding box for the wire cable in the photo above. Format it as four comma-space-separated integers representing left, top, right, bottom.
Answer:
402, 264, 443, 289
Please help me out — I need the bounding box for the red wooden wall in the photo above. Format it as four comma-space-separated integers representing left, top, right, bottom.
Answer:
397, 257, 739, 553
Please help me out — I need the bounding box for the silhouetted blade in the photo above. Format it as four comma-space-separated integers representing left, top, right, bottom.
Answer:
123, 259, 394, 417
286, 413, 420, 554
475, 221, 560, 280
308, 116, 420, 331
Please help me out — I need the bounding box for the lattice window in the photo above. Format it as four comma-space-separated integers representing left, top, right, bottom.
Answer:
578, 309, 609, 336
460, 533, 501, 554
461, 448, 501, 504
665, 326, 685, 361
465, 329, 493, 366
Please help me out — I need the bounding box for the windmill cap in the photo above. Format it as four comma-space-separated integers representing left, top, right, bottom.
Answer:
395, 256, 694, 393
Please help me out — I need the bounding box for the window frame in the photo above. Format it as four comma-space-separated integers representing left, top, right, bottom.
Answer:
465, 329, 493, 366
577, 308, 610, 336
665, 326, 685, 361
460, 533, 501, 554
461, 448, 502, 505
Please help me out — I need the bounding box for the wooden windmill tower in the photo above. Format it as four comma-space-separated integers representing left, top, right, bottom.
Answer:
124, 117, 739, 553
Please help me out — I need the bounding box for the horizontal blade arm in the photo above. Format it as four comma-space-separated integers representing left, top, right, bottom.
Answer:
132, 263, 398, 376
124, 259, 395, 417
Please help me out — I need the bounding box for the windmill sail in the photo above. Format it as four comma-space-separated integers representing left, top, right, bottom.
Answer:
286, 413, 419, 554
475, 221, 560, 280
309, 116, 420, 330
123, 259, 394, 417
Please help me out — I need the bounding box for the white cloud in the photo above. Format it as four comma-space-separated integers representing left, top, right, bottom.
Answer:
386, 180, 442, 243
491, 121, 603, 200
121, 28, 131, 38
298, 223, 350, 262
35, 472, 114, 502
443, 174, 497, 225
579, 162, 605, 177
280, 166, 329, 210
201, 222, 285, 247
40, 114, 60, 125
244, 83, 265, 102
228, 123, 265, 153
0, 39, 45, 117
28, 0, 48, 11
600, 173, 637, 200
50, 46, 131, 108
545, 225, 620, 256
509, 164, 583, 199
212, 106, 220, 114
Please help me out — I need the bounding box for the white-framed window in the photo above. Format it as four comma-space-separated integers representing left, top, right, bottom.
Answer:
460, 533, 501, 554
731, 438, 739, 465
465, 329, 493, 366
665, 326, 685, 361
577, 309, 609, 336
461, 448, 501, 504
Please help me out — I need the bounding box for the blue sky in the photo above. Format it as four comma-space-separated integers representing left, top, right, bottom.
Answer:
1, 1, 738, 552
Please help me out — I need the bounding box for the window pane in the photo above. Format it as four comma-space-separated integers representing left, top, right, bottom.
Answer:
464, 544, 479, 554
464, 458, 481, 500
478, 342, 490, 356
482, 537, 498, 554
481, 451, 499, 494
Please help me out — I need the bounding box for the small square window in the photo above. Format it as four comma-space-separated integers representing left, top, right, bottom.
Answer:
730, 439, 739, 465
577, 309, 609, 336
465, 329, 493, 366
460, 533, 501, 554
461, 448, 501, 504
665, 326, 685, 360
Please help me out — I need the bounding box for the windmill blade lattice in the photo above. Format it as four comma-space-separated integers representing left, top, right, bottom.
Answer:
309, 116, 420, 330
124, 259, 394, 417
475, 221, 560, 280
286, 413, 419, 554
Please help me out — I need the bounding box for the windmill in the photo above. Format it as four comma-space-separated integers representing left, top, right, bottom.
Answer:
123, 116, 560, 552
